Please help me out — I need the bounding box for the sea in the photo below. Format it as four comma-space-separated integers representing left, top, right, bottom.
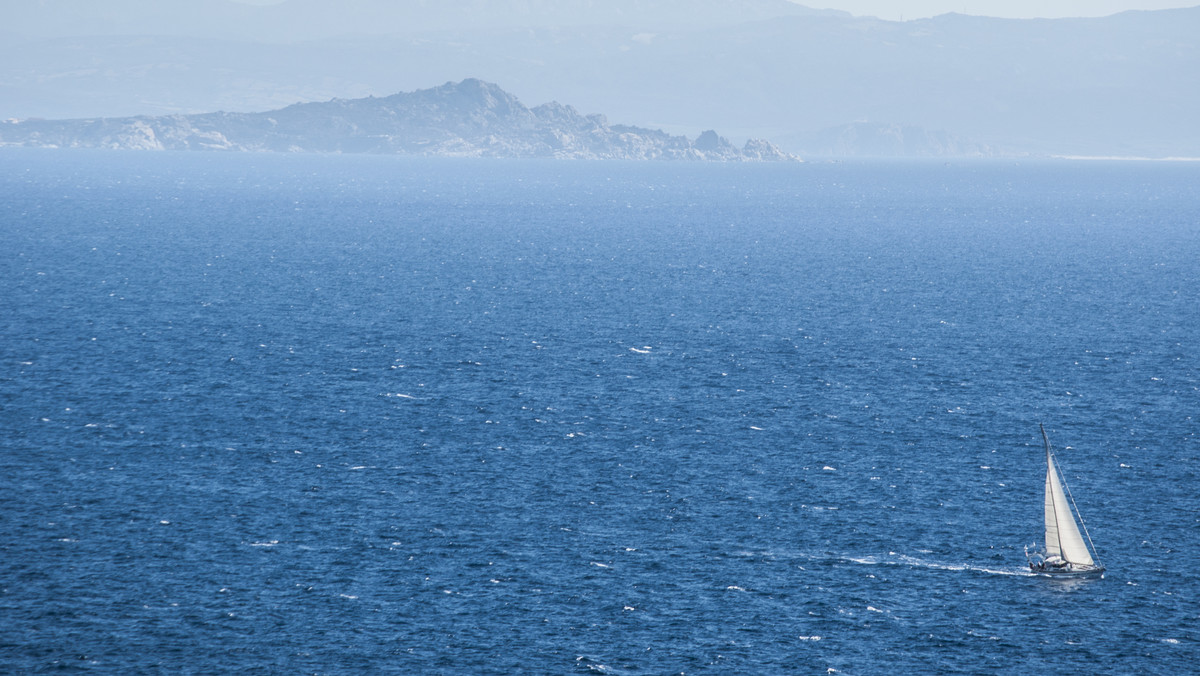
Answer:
1, 149, 1197, 674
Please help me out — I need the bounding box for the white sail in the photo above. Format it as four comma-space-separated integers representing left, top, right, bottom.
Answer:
1044, 451, 1095, 566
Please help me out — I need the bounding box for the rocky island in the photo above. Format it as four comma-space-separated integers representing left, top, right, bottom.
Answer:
0, 79, 797, 161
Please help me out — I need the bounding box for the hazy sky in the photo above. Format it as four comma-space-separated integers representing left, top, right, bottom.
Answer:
801, 1, 1198, 21
228, 1, 1200, 22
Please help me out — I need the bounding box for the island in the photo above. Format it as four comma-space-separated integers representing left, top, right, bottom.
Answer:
0, 79, 797, 161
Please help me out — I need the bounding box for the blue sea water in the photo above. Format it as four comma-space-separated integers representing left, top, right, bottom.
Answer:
1, 149, 1197, 674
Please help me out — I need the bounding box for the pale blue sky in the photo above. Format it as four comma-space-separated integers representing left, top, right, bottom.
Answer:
230, 0, 1198, 21
801, 0, 1197, 21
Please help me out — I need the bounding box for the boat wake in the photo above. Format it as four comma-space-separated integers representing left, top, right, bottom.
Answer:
825, 551, 1035, 577
890, 554, 1035, 577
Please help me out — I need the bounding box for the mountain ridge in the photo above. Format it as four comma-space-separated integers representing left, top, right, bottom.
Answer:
3, 2, 1197, 157
0, 79, 798, 161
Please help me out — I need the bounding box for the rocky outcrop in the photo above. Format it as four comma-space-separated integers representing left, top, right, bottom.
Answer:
0, 79, 799, 161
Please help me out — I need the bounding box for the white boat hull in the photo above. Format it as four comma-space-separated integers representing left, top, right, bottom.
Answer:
1030, 561, 1105, 578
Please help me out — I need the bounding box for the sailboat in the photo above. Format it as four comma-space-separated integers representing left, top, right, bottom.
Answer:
1026, 424, 1105, 577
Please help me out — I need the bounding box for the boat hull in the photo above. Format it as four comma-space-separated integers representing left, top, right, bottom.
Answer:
1031, 564, 1105, 578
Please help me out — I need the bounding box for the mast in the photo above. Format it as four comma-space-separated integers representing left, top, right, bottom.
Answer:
1042, 424, 1063, 560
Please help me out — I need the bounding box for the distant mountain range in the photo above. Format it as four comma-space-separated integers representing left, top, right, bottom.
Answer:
0, 79, 797, 161
3, 0, 1198, 157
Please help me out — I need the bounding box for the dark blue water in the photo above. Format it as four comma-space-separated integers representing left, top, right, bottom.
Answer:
2, 150, 1197, 673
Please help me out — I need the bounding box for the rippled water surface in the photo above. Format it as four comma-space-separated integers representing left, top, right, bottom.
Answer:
2, 151, 1197, 673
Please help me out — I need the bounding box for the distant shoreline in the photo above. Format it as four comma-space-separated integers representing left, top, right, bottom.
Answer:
1051, 155, 1200, 162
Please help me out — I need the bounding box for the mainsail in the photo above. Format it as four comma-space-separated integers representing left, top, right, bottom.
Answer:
1042, 431, 1095, 566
